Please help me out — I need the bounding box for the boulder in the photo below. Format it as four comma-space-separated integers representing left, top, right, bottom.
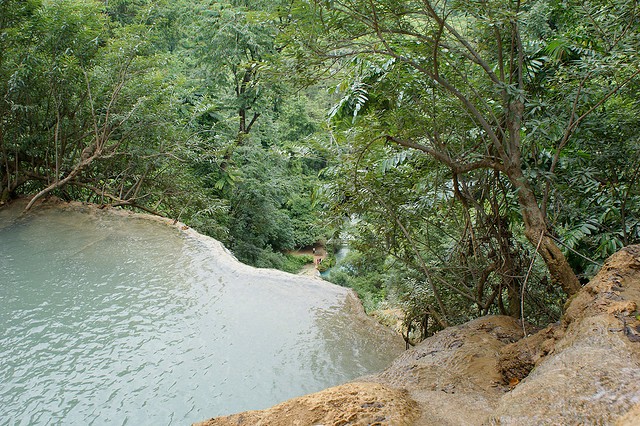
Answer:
194, 382, 419, 426
370, 315, 523, 426
490, 245, 640, 425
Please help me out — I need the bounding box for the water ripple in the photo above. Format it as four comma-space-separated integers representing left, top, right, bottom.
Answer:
0, 207, 402, 424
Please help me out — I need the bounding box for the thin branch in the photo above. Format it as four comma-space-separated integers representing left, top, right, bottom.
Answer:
560, 66, 640, 147
548, 234, 603, 267
372, 189, 450, 327
522, 230, 544, 335
420, 0, 501, 85
543, 66, 640, 216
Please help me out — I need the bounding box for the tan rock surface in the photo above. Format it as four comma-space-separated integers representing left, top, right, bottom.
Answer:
490, 245, 640, 425
371, 316, 523, 425
194, 382, 419, 426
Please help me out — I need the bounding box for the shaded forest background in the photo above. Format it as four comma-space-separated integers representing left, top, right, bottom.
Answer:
1, 0, 639, 337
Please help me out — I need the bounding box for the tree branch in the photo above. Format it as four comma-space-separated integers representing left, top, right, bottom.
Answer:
385, 135, 504, 173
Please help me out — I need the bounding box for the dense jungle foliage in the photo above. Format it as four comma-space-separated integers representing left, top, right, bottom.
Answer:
1, 0, 639, 336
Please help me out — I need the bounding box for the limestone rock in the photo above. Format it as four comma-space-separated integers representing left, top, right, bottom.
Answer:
490, 246, 640, 425
371, 315, 523, 426
194, 382, 419, 426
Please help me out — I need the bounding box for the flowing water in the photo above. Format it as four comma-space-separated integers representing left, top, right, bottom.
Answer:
0, 202, 402, 425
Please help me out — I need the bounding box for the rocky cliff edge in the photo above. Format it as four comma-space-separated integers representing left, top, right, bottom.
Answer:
195, 246, 640, 426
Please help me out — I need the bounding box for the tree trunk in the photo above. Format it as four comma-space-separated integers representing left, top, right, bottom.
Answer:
504, 97, 581, 298
24, 149, 100, 211
508, 166, 581, 297
507, 281, 521, 318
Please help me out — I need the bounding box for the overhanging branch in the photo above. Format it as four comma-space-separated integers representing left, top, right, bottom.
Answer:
385, 135, 504, 174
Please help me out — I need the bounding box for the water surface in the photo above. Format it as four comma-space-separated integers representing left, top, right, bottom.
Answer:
0, 203, 402, 424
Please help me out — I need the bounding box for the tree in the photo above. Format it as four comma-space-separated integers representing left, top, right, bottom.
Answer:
174, 0, 332, 266
285, 0, 640, 301
0, 0, 193, 217
1, 0, 107, 204
185, 1, 283, 173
